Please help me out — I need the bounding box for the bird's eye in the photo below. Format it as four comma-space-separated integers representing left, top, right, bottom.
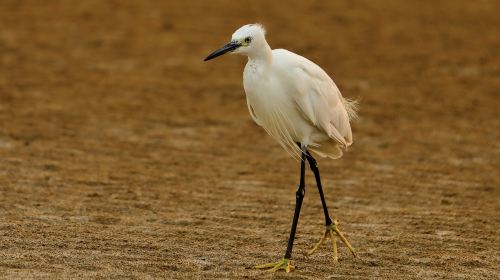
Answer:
244, 37, 252, 44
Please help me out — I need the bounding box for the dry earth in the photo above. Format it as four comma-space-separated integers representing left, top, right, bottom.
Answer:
0, 0, 499, 279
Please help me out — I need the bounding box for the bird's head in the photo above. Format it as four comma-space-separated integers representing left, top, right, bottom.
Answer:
204, 24, 267, 61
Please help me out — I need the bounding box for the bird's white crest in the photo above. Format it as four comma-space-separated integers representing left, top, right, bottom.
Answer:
232, 23, 266, 39
230, 24, 358, 160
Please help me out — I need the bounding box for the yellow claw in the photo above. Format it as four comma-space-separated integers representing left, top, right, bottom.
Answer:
255, 258, 295, 272
329, 231, 338, 262
307, 219, 357, 260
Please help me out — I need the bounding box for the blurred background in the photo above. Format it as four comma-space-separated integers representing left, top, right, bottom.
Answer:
0, 0, 498, 278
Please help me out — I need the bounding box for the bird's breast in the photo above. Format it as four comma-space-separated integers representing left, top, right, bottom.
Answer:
243, 72, 284, 111
243, 72, 314, 145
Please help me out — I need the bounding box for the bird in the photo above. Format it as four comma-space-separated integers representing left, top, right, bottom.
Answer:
204, 24, 358, 272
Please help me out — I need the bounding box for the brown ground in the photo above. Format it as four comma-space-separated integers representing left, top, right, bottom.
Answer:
1, 0, 499, 279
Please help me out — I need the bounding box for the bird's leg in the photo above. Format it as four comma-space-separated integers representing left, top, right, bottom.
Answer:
255, 145, 307, 272
305, 150, 357, 261
284, 146, 307, 259
305, 151, 332, 226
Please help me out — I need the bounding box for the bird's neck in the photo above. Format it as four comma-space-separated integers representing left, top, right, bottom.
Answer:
247, 43, 272, 66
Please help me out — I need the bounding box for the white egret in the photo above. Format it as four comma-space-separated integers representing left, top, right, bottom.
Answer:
204, 24, 358, 272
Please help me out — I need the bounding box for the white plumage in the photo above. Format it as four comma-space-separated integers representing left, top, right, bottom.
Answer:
233, 24, 358, 159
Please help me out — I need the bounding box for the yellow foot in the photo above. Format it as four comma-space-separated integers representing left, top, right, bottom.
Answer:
255, 258, 295, 272
307, 219, 358, 262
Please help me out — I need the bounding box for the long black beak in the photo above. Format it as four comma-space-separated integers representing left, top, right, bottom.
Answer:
204, 41, 241, 61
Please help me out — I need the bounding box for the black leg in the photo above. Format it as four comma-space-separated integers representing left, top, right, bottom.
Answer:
305, 150, 333, 226
283, 145, 307, 259
303, 149, 358, 260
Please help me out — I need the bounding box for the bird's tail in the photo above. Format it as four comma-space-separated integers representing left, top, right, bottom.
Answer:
342, 97, 360, 121
309, 141, 343, 159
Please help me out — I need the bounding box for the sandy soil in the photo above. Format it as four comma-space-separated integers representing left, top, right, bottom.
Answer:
0, 0, 499, 279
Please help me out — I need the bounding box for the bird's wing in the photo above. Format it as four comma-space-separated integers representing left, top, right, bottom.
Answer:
274, 49, 353, 147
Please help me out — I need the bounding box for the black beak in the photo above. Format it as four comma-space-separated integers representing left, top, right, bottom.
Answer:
204, 41, 241, 61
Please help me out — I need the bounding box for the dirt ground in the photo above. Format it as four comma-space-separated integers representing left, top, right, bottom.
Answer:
0, 0, 499, 279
